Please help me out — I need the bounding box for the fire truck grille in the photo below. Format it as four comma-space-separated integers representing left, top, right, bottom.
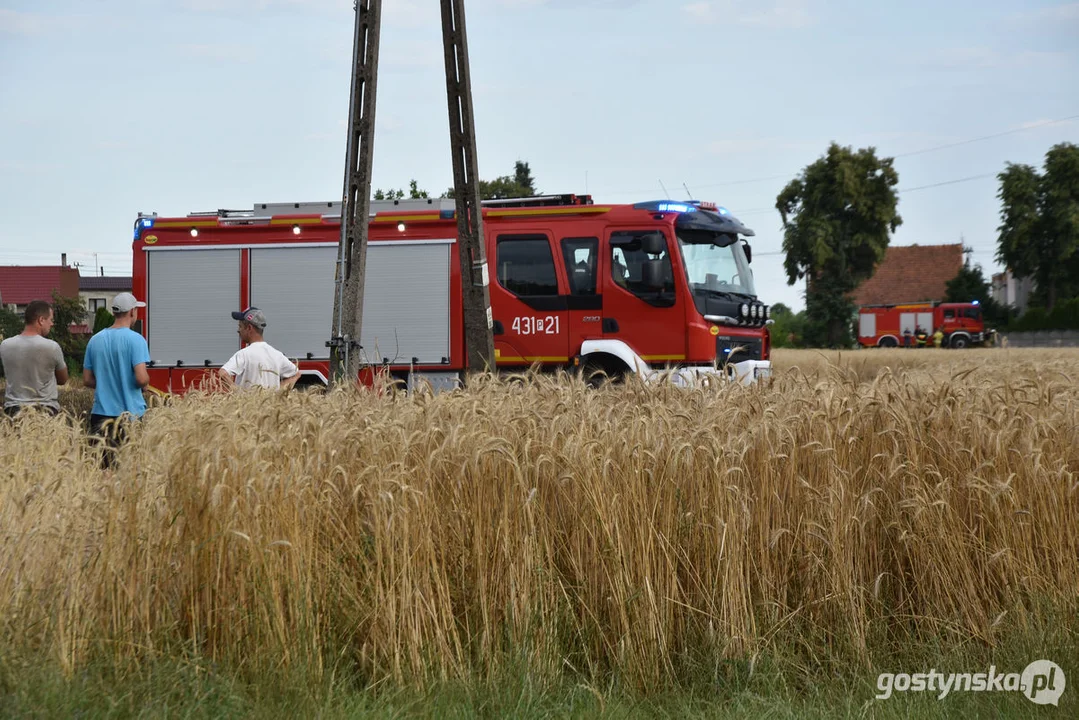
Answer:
716, 336, 763, 366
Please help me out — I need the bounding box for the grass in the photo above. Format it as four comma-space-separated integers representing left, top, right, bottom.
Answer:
1, 347, 1077, 716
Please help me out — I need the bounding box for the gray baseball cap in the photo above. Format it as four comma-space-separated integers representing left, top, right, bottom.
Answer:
112, 292, 146, 313
231, 306, 267, 329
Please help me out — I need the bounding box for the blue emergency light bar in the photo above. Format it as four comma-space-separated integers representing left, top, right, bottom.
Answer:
633, 200, 733, 216
134, 216, 155, 239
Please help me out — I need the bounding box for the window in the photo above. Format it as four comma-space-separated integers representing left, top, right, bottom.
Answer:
943, 309, 955, 320
963, 307, 981, 320
496, 235, 558, 296
610, 230, 675, 306
561, 237, 598, 295
88, 297, 108, 312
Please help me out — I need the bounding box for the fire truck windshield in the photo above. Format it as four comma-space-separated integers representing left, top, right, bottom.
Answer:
677, 230, 755, 299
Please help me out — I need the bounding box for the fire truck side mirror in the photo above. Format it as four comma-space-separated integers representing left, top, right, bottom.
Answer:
642, 259, 666, 290
742, 241, 752, 264
641, 232, 665, 256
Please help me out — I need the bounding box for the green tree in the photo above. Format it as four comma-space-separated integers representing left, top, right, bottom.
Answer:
996, 142, 1079, 312
767, 303, 808, 348
944, 253, 1009, 328
408, 179, 428, 199
92, 307, 114, 335
0, 306, 22, 377
513, 160, 537, 195
776, 143, 902, 347
0, 306, 21, 341
49, 290, 88, 372
444, 160, 540, 200
373, 179, 430, 201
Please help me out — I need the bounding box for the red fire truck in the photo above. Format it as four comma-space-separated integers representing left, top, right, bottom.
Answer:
131, 194, 772, 394
857, 301, 988, 348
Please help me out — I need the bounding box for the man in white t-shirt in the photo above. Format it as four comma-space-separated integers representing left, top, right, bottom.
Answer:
218, 307, 300, 391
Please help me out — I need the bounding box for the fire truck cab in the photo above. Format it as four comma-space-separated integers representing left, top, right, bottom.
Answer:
131, 194, 772, 394
857, 301, 988, 348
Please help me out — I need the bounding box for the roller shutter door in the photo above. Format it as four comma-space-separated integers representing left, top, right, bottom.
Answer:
249, 241, 452, 364
146, 249, 240, 366
250, 246, 337, 360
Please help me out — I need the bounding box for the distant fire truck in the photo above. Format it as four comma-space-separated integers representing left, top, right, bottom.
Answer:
857, 301, 988, 348
131, 194, 772, 394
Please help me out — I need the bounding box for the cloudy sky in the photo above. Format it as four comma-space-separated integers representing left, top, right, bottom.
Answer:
1, 0, 1077, 311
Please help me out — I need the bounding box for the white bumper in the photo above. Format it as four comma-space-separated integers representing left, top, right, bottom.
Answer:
644, 360, 772, 387
578, 339, 772, 388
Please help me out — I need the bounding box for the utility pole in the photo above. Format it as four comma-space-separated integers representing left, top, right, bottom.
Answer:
329, 0, 381, 386
330, 0, 495, 386
440, 0, 496, 373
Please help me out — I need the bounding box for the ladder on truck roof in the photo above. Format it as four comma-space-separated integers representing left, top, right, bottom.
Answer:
183, 193, 594, 220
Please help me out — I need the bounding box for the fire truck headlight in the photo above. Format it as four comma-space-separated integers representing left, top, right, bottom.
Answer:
397, 222, 406, 232
190, 228, 199, 238
751, 305, 760, 319
740, 303, 750, 318
292, 224, 301, 235
764, 305, 771, 320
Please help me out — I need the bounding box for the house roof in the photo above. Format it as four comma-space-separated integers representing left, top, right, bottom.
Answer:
0, 265, 81, 306
850, 244, 965, 307
80, 276, 133, 291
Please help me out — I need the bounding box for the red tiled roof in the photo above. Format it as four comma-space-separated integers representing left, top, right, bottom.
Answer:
850, 244, 964, 307
0, 266, 81, 306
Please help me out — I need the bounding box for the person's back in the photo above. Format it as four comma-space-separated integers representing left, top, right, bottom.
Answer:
220, 307, 299, 391
224, 341, 296, 390
84, 327, 149, 418
0, 334, 65, 413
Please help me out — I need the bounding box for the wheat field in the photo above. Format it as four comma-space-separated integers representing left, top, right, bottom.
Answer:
1, 348, 1076, 700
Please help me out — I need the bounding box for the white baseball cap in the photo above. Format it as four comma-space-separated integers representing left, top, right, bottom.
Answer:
112, 292, 147, 313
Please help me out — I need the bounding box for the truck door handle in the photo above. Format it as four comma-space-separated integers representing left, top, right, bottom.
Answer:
602, 318, 619, 333
492, 320, 504, 335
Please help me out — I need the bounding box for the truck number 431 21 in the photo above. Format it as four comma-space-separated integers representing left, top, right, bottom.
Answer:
512, 315, 561, 335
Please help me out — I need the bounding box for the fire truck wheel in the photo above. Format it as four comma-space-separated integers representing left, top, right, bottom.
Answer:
289, 375, 327, 393
878, 336, 898, 348
581, 357, 627, 388
950, 335, 969, 349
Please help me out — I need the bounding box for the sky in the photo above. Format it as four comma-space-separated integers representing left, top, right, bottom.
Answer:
1, 0, 1077, 312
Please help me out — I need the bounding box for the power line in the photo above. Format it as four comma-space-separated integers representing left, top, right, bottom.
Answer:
729, 170, 996, 218
897, 173, 996, 193
592, 111, 1079, 198
893, 114, 1079, 159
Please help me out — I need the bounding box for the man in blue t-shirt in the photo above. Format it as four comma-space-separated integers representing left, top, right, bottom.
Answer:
83, 292, 151, 467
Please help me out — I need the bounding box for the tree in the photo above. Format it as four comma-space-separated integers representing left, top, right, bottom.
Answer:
767, 302, 808, 348
444, 160, 540, 200
944, 252, 1008, 328
373, 179, 429, 201
408, 179, 428, 199
513, 160, 537, 195
372, 188, 404, 200
0, 306, 21, 342
776, 143, 902, 347
996, 142, 1079, 312
92, 307, 114, 335
49, 290, 88, 372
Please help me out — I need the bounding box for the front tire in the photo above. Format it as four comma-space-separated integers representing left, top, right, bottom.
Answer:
950, 335, 969, 349
581, 360, 626, 388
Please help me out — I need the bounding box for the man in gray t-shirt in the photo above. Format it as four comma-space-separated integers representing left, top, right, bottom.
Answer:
0, 300, 69, 416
